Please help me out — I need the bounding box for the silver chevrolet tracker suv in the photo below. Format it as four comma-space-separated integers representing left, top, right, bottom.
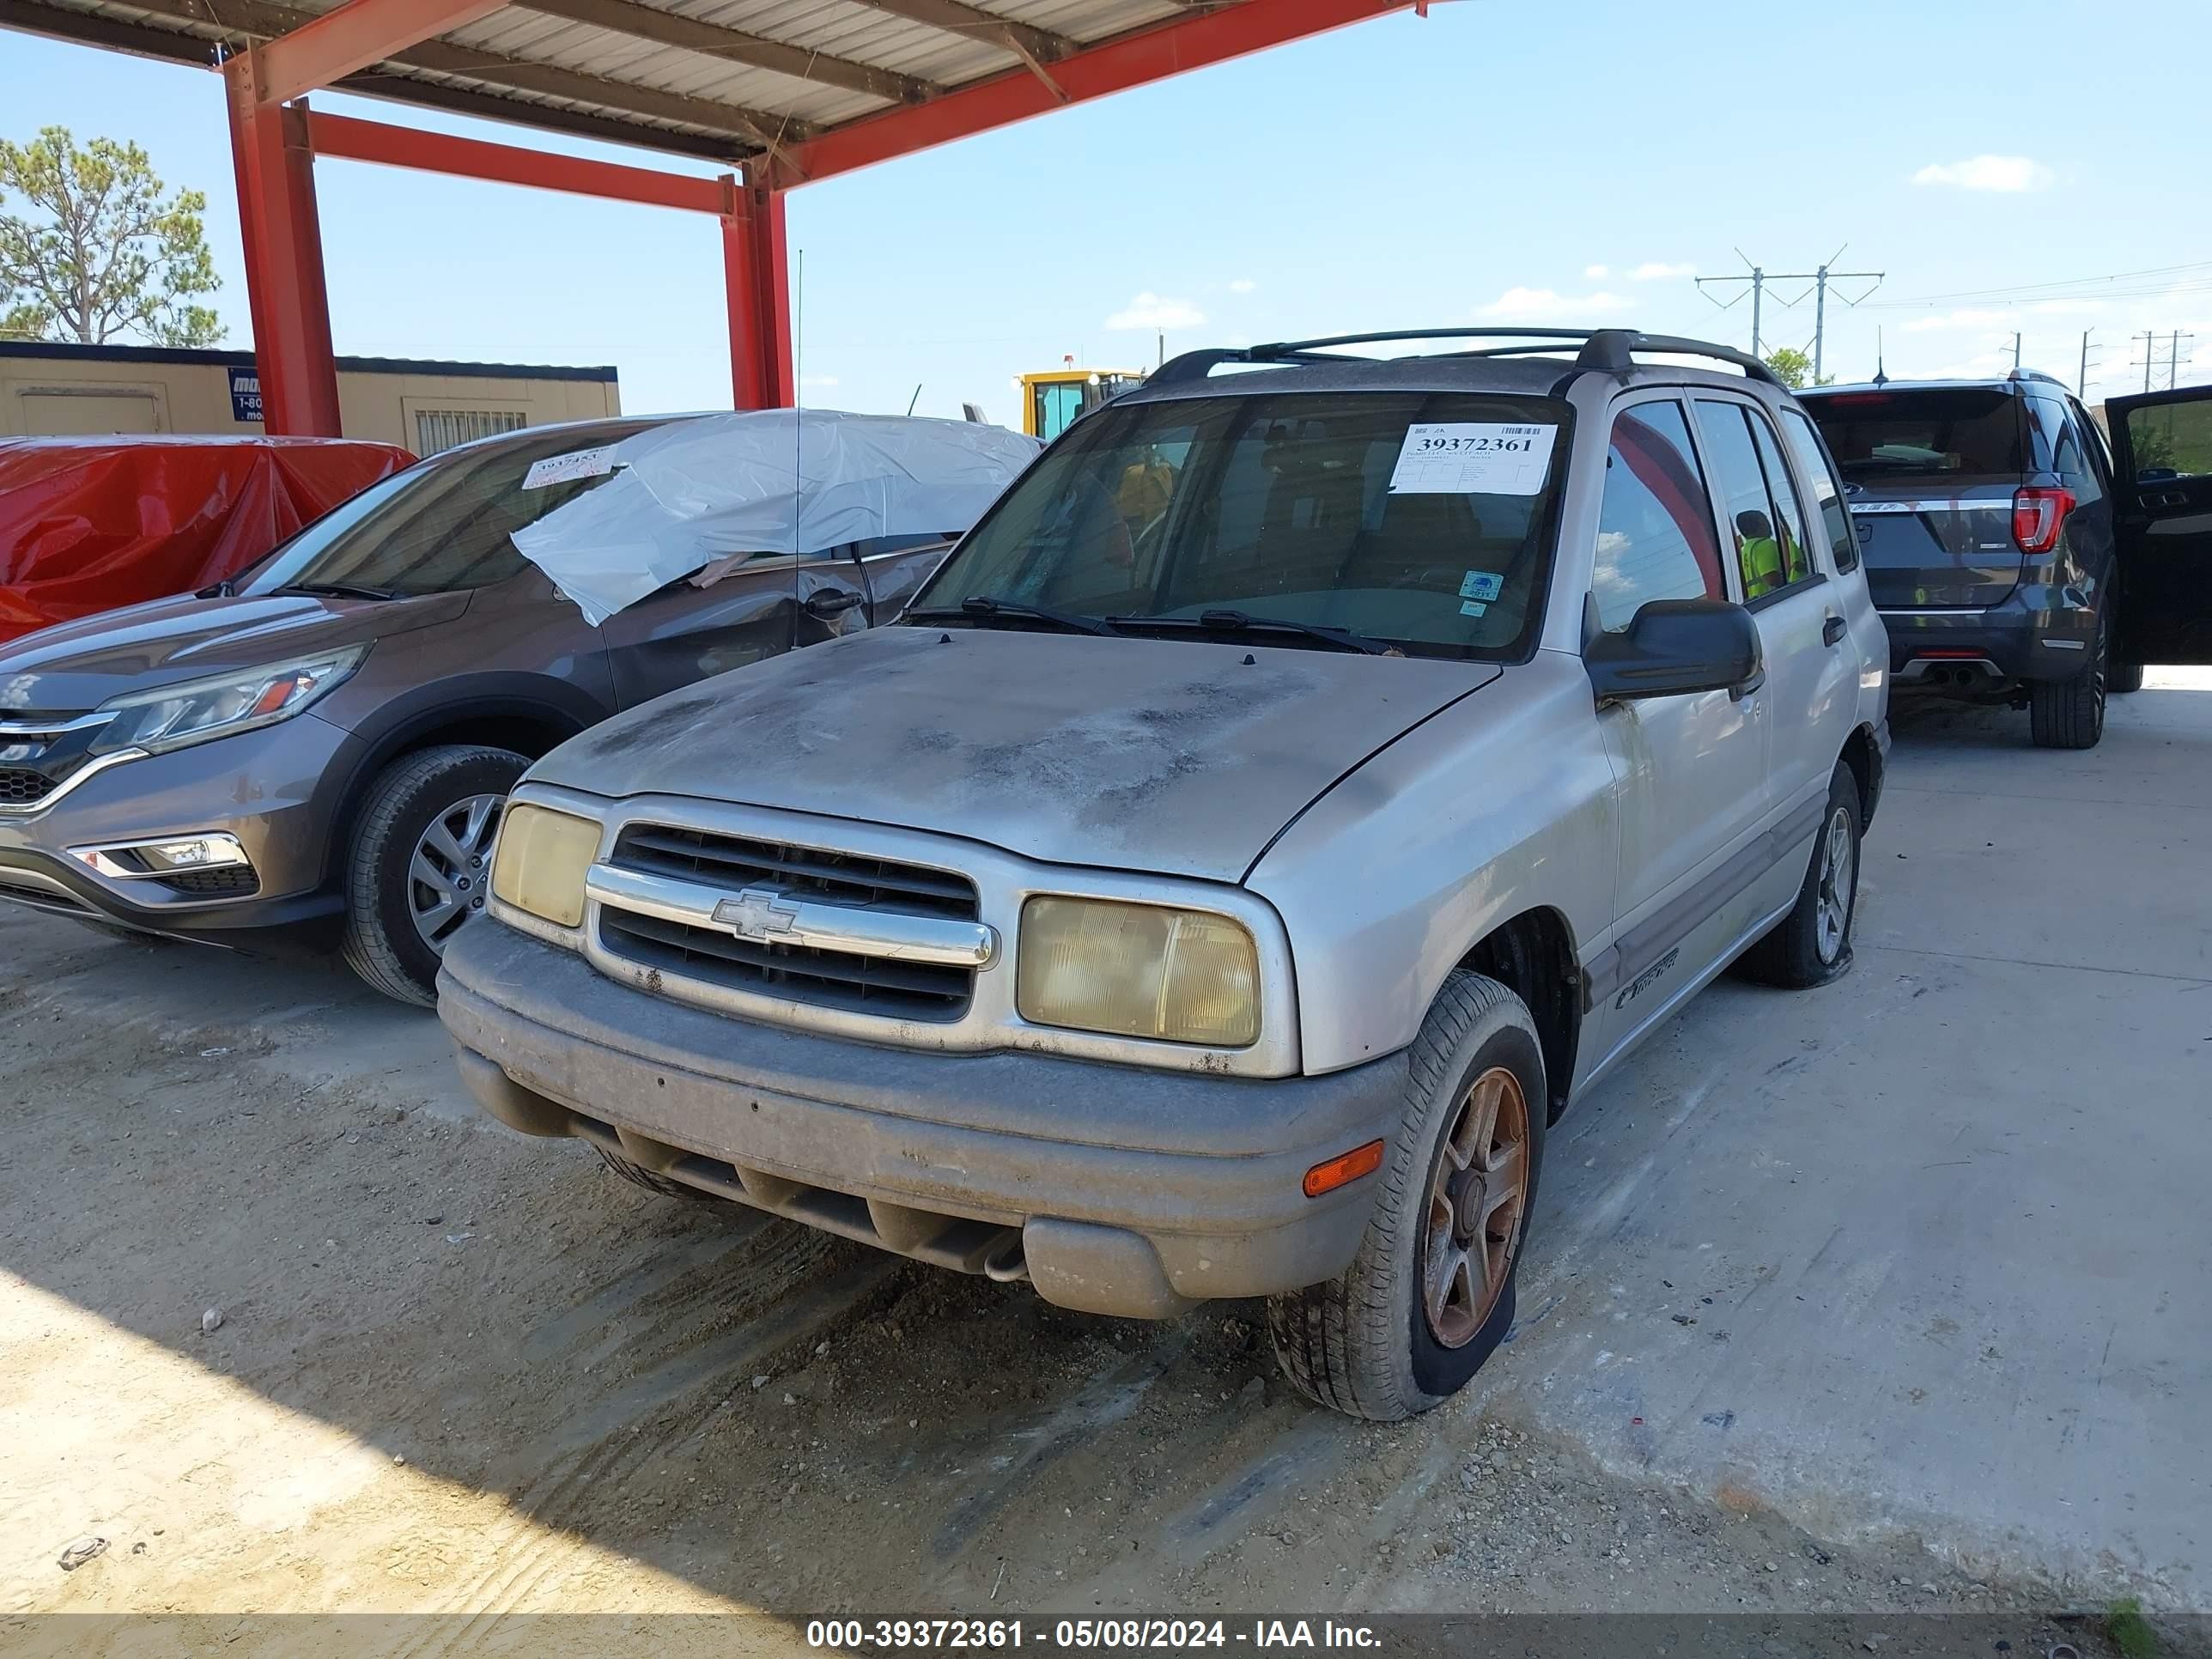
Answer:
440, 329, 1891, 1420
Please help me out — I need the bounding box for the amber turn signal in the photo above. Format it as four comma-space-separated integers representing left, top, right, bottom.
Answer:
1302, 1139, 1385, 1199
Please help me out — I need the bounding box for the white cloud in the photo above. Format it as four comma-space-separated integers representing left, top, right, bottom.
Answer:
1476, 286, 1632, 323
1106, 292, 1205, 330
1630, 261, 1696, 281
1227, 278, 1257, 295
1584, 264, 1609, 280
1911, 155, 2051, 192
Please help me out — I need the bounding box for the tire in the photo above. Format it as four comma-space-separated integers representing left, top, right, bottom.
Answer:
1736, 761, 1862, 990
595, 1146, 728, 1201
2106, 660, 2145, 695
1268, 971, 1547, 1421
2028, 614, 2108, 749
340, 744, 527, 1006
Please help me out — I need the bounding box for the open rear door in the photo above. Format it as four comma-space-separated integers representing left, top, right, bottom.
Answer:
2106, 386, 2212, 665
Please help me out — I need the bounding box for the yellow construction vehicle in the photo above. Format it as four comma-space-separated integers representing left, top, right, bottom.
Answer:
1018, 367, 1146, 441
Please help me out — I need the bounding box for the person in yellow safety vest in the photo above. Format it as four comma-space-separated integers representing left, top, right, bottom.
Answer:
1116, 447, 1176, 540
1735, 508, 1788, 600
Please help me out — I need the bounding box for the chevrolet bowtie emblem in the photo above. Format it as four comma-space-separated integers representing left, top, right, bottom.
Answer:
713, 886, 799, 940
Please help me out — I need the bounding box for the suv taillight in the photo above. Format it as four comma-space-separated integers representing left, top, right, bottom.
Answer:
2012, 486, 2075, 554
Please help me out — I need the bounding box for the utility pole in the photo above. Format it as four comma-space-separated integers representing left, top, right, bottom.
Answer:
2169, 330, 2195, 391
2078, 330, 2098, 396
2012, 332, 2022, 372
1700, 247, 1881, 376
1698, 260, 1765, 355
2135, 331, 2158, 392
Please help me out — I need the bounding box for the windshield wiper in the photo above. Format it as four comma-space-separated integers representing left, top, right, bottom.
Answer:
908, 597, 1121, 637
276, 580, 400, 602
1113, 609, 1393, 655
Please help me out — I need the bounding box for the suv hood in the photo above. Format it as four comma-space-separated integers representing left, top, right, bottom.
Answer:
544, 627, 1500, 883
0, 589, 466, 713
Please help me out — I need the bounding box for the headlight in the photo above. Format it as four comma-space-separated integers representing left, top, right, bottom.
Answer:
489, 803, 600, 928
1017, 896, 1259, 1047
92, 646, 366, 757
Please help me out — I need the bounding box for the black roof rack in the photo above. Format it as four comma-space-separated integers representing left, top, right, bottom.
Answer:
2008, 368, 2067, 388
1151, 327, 1784, 389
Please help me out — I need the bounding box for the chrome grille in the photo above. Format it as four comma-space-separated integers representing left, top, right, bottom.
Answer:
599, 825, 982, 1021
614, 825, 979, 921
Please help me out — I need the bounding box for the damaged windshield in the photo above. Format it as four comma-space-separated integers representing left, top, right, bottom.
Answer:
912, 390, 1571, 659
244, 420, 670, 599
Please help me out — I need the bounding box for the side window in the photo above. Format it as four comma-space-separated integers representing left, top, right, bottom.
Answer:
1780, 409, 1857, 572
1747, 411, 1816, 586
2056, 412, 2100, 504
1694, 399, 1809, 603
2124, 398, 2212, 483
1591, 399, 1726, 632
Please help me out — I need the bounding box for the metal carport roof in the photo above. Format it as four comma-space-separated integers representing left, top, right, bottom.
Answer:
0, 0, 1415, 431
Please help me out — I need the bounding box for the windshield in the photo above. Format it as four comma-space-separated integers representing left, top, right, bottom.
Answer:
1802, 389, 2026, 483
243, 420, 671, 598
916, 391, 1571, 659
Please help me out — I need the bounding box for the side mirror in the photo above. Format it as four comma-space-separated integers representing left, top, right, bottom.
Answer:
1584, 598, 1764, 704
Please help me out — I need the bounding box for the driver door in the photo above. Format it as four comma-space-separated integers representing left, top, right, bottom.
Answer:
2105, 386, 2212, 665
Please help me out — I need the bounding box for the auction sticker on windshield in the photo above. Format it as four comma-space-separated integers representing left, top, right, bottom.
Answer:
521, 446, 619, 490
1388, 423, 1557, 495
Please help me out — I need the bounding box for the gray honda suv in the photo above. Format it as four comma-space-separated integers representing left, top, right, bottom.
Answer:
0, 414, 1030, 1001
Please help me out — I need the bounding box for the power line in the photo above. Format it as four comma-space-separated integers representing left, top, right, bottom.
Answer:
2128, 330, 2196, 392
1697, 247, 1882, 374
1863, 258, 2212, 309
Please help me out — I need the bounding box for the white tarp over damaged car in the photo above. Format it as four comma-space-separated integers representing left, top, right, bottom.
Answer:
509, 410, 1042, 624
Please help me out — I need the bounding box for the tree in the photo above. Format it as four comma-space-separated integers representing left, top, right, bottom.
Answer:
0, 126, 223, 347
1761, 346, 1832, 391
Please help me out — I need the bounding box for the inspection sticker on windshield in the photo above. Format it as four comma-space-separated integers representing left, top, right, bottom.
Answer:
1389, 423, 1557, 495
521, 445, 619, 490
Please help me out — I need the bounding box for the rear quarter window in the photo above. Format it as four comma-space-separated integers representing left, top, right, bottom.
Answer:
1802, 389, 2027, 483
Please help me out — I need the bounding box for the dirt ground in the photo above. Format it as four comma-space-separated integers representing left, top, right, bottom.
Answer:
3, 688, 2204, 1656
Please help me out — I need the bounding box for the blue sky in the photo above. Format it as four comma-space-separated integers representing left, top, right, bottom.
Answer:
3, 0, 2208, 424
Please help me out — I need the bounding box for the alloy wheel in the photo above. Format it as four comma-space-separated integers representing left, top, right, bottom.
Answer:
1423, 1065, 1532, 1348
408, 792, 505, 954
1814, 805, 1856, 965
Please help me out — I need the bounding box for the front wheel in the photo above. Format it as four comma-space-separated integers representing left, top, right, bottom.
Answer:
1268, 972, 1547, 1421
341, 744, 527, 1005
2106, 660, 2145, 695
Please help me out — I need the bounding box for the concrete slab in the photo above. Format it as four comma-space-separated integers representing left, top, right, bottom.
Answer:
1496, 668, 2212, 1602
1, 670, 2203, 1618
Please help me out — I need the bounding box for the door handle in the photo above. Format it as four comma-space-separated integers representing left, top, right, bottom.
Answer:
803, 588, 865, 619
1822, 615, 1847, 647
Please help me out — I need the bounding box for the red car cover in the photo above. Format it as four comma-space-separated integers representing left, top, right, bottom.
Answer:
0, 436, 415, 643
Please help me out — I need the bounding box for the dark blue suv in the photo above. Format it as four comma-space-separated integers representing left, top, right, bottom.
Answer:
1802, 373, 2212, 749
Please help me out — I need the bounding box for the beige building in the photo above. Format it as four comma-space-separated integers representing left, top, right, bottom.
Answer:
0, 341, 620, 454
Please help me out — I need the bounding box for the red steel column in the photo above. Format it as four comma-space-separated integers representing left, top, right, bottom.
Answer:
224, 57, 343, 436
720, 173, 793, 410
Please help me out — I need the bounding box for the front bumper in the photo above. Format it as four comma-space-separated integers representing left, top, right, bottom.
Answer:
439, 918, 1407, 1319
1881, 583, 2099, 686
0, 712, 360, 943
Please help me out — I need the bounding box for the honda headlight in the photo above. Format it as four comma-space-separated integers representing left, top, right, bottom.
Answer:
92, 647, 367, 757
489, 803, 600, 929
1017, 896, 1260, 1047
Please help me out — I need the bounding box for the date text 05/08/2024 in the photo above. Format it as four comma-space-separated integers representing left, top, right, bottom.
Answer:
805, 1620, 1383, 1650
